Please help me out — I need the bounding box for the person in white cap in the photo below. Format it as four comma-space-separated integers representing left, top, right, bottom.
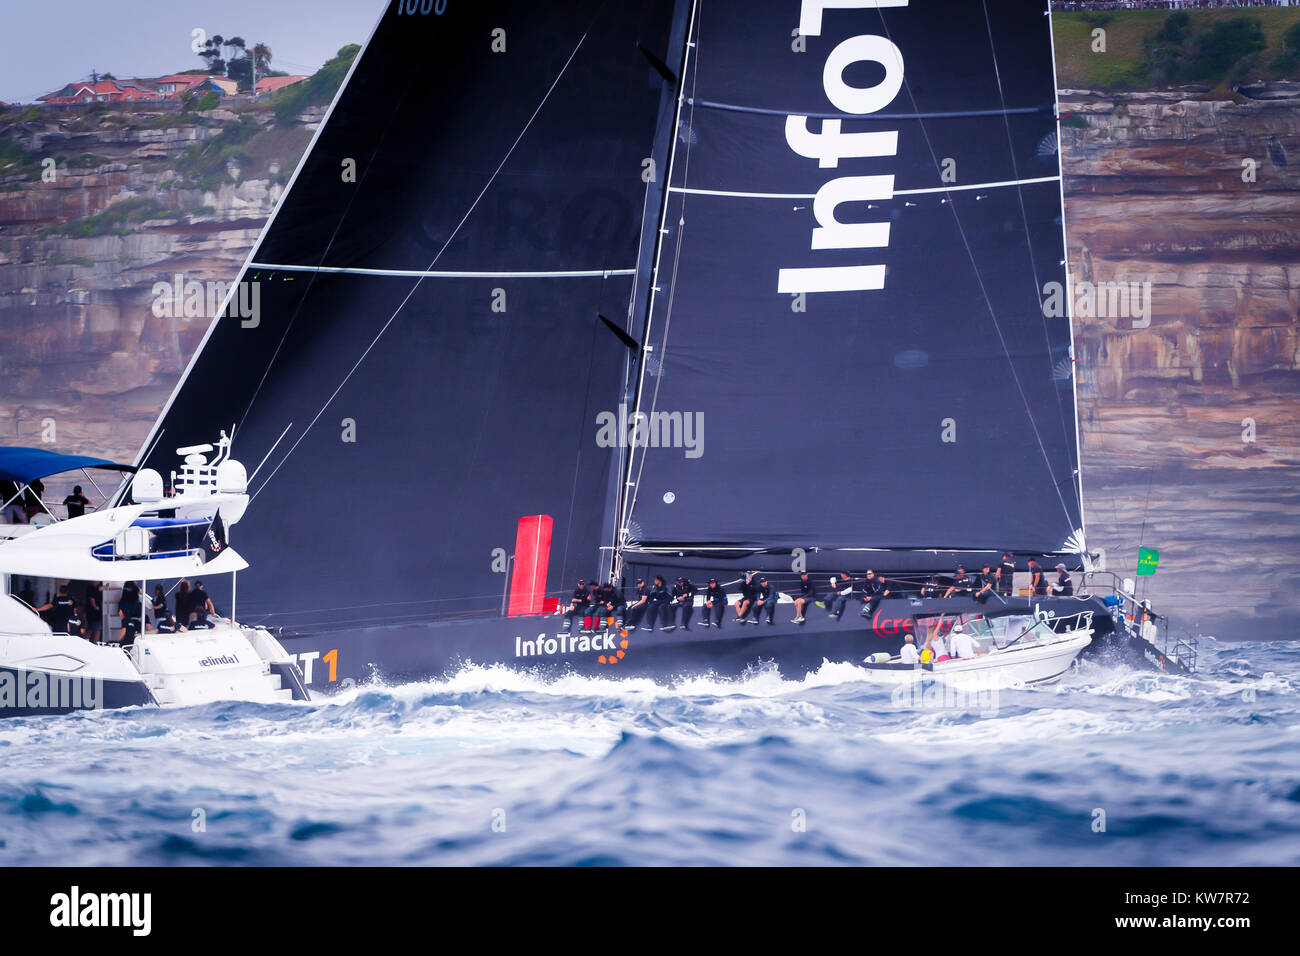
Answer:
948, 622, 981, 659
1051, 563, 1074, 596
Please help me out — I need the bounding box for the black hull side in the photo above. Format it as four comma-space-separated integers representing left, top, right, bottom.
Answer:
274, 595, 1131, 691
0, 667, 155, 718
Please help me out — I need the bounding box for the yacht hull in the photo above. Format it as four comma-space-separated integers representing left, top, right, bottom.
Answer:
271, 595, 1161, 691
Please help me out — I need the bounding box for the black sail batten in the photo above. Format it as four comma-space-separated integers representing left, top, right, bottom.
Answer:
621, 0, 1083, 562
136, 0, 677, 632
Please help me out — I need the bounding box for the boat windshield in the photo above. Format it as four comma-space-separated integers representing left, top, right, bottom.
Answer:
91, 517, 213, 562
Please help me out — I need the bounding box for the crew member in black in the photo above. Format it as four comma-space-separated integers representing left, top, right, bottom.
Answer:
85, 581, 102, 644
1051, 563, 1074, 596
755, 576, 778, 624
624, 578, 650, 630
36, 584, 76, 633
735, 571, 758, 622
1027, 559, 1048, 596
562, 579, 590, 632
189, 579, 214, 627
792, 572, 817, 624
62, 485, 91, 519
64, 603, 84, 638
702, 578, 727, 627
943, 566, 971, 599
118, 587, 142, 646
156, 611, 185, 634
858, 570, 889, 618
151, 584, 168, 626
828, 571, 855, 619
595, 580, 624, 626
668, 576, 696, 630
973, 565, 996, 604
920, 575, 940, 598
997, 553, 1016, 597
647, 575, 671, 631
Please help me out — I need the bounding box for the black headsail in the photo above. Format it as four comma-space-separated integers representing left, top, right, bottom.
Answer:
618, 0, 1084, 573
136, 0, 679, 632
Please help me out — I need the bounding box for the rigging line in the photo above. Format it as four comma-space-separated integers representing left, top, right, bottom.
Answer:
609, 175, 658, 579
235, 54, 421, 445
625, 0, 703, 532
694, 98, 1048, 120
667, 175, 1059, 200
980, 0, 1077, 481
251, 34, 590, 504
247, 263, 634, 278
619, 0, 702, 548
870, 4, 1077, 533
247, 422, 293, 483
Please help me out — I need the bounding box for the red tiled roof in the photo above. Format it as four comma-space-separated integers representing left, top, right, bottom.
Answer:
254, 75, 308, 94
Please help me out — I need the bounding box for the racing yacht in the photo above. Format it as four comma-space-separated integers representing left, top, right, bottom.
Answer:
115, 0, 1194, 690
0, 436, 308, 717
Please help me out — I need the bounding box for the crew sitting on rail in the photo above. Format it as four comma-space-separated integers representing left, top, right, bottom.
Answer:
755, 575, 778, 624
595, 580, 624, 627
647, 575, 671, 631
827, 571, 854, 619
920, 574, 940, 598
1051, 564, 1074, 596
973, 565, 997, 604
791, 572, 817, 624
943, 566, 971, 598
561, 578, 590, 633
857, 569, 889, 618
624, 578, 650, 630
734, 571, 758, 623
664, 576, 696, 631
702, 577, 727, 628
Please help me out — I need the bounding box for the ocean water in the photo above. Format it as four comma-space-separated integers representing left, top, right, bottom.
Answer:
1, 637, 1297, 866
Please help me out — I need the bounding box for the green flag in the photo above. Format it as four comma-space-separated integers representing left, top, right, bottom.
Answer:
1137, 547, 1159, 576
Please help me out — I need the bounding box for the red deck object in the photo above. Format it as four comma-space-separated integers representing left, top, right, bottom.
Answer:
507, 514, 552, 617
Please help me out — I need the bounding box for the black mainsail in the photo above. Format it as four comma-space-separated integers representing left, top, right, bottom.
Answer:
620, 0, 1083, 570
138, 0, 680, 633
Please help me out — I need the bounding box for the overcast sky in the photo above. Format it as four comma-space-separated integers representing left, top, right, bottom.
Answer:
0, 0, 384, 104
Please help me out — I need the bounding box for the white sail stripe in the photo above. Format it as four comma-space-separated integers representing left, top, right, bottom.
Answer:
248, 262, 635, 279
667, 174, 1059, 201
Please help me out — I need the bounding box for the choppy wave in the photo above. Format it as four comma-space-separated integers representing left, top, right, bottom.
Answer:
1, 638, 1298, 865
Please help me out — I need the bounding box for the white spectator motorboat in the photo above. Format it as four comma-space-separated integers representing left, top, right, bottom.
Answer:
858, 609, 1096, 689
0, 435, 308, 716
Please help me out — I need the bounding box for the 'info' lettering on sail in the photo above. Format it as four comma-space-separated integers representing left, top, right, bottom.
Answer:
778, 0, 907, 295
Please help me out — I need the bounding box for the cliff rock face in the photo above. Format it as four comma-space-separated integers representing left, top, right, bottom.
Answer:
0, 103, 314, 460
1061, 92, 1300, 638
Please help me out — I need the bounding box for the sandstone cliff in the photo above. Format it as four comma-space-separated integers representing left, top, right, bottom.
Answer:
1061, 91, 1300, 638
